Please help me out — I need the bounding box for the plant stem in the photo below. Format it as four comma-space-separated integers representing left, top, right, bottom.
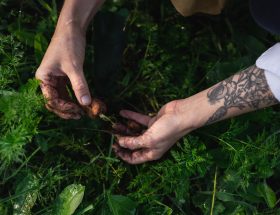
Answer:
210, 166, 218, 215
105, 135, 114, 181
99, 113, 115, 125
2, 147, 41, 184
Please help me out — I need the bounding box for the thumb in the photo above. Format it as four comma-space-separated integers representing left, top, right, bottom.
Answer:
68, 70, 91, 106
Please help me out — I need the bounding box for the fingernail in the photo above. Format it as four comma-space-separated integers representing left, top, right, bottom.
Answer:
81, 95, 91, 105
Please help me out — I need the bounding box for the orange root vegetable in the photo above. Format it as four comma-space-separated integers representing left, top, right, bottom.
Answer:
84, 98, 107, 118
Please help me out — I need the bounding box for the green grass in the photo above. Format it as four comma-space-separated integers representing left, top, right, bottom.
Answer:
1, 0, 280, 214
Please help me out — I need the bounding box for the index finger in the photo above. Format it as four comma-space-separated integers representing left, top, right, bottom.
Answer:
120, 110, 151, 126
40, 83, 82, 117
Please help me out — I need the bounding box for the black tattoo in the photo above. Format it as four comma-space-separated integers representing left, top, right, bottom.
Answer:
205, 65, 278, 125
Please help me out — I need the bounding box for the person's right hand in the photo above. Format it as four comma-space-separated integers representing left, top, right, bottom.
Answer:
36, 25, 91, 119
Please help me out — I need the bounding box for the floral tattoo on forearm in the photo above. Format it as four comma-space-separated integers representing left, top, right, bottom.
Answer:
205, 65, 278, 125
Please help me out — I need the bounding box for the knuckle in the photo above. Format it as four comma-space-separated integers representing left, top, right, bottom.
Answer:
48, 100, 57, 107
163, 100, 182, 114
73, 79, 86, 92
45, 104, 53, 112
35, 70, 40, 79
119, 138, 129, 148
132, 138, 141, 148
66, 61, 83, 73
147, 151, 160, 161
146, 153, 154, 161
136, 136, 145, 148
72, 61, 83, 71
35, 69, 45, 80
141, 131, 154, 147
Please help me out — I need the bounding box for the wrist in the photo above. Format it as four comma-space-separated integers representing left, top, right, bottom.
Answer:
52, 21, 86, 45
55, 0, 105, 35
54, 19, 86, 37
177, 90, 219, 131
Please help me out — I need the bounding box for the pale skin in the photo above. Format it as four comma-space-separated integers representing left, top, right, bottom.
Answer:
36, 1, 278, 164
36, 0, 105, 119
113, 65, 278, 164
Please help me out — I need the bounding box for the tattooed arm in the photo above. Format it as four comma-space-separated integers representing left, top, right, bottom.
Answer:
204, 65, 278, 125
113, 65, 278, 164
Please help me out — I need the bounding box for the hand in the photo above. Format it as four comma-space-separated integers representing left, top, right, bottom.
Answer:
113, 64, 280, 165
35, 25, 91, 119
113, 100, 197, 164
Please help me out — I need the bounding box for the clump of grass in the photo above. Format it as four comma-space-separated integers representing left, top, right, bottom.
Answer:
0, 35, 23, 90
0, 79, 43, 172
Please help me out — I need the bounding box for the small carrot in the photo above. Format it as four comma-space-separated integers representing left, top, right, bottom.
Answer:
84, 98, 107, 119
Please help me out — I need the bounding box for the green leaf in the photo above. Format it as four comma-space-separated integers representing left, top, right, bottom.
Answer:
13, 173, 39, 215
53, 184, 85, 215
107, 194, 137, 215
36, 0, 52, 12
0, 90, 15, 96
257, 182, 276, 208
0, 203, 8, 215
73, 204, 93, 215
216, 192, 236, 202
8, 26, 35, 48
213, 201, 226, 215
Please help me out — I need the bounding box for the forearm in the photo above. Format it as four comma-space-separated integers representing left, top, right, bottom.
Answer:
179, 65, 278, 129
55, 0, 105, 34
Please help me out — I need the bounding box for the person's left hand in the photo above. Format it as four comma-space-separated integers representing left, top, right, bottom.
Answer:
113, 99, 198, 164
